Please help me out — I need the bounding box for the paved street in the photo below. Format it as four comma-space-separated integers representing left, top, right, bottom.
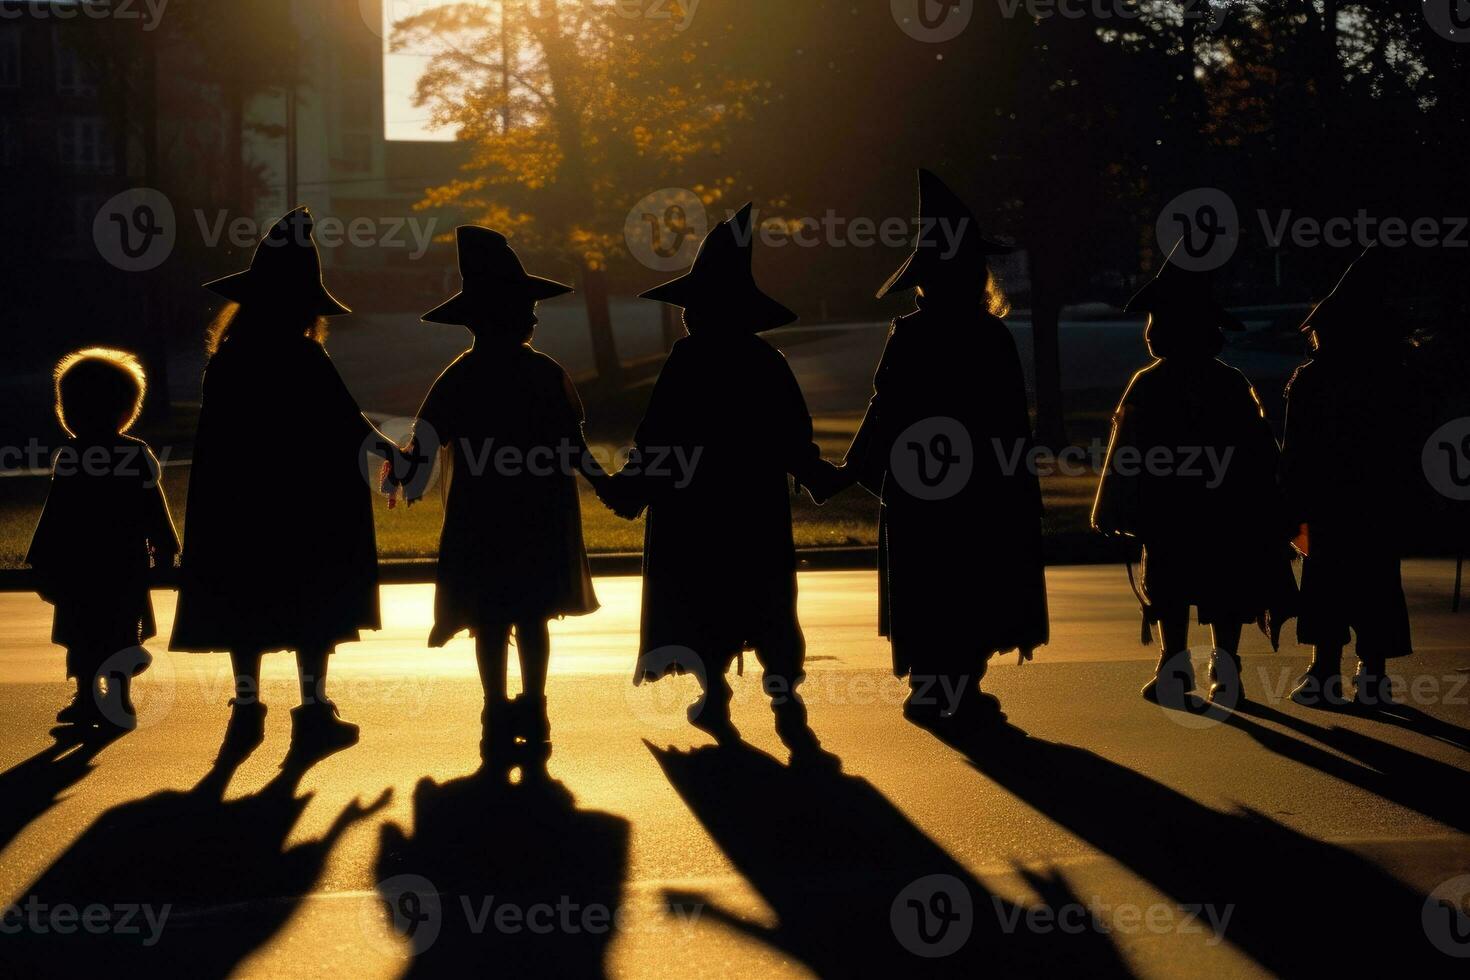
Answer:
1, 562, 1468, 977
320, 303, 1306, 423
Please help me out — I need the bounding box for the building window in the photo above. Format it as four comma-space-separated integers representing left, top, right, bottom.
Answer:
0, 28, 20, 89
55, 42, 98, 97
58, 117, 115, 174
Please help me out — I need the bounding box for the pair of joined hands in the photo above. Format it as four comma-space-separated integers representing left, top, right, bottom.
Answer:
589, 471, 645, 521
801, 459, 858, 506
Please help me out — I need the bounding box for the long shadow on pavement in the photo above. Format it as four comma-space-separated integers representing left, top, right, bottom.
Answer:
1347, 701, 1470, 754
1227, 699, 1470, 833
373, 763, 630, 978
649, 740, 1133, 976
0, 755, 389, 979
935, 722, 1451, 977
0, 729, 119, 854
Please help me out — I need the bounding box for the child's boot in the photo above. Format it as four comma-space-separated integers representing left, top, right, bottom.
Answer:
480, 704, 514, 771
221, 699, 268, 757
510, 695, 551, 765
1208, 650, 1245, 706
902, 668, 946, 725
689, 676, 740, 746
57, 681, 101, 726
287, 699, 359, 763
1142, 650, 1196, 705
956, 657, 1006, 727
1354, 656, 1399, 710
772, 696, 839, 768
98, 673, 139, 732
1290, 648, 1345, 707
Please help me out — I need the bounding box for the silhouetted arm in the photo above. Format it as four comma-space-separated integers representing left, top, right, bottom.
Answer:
558, 368, 612, 487
1091, 381, 1144, 538
141, 447, 180, 566
994, 322, 1045, 518
771, 349, 843, 503
603, 343, 690, 517
24, 458, 74, 600
387, 365, 458, 505
309, 343, 405, 470
842, 324, 899, 497
1279, 365, 1320, 531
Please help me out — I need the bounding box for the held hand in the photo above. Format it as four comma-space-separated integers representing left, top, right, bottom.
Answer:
598, 473, 646, 520
801, 459, 849, 505
381, 439, 436, 507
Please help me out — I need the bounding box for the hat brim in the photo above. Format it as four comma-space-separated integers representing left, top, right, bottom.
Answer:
876, 238, 1014, 300
421, 276, 575, 325
1123, 276, 1162, 315
1299, 301, 1325, 334
1126, 284, 1244, 332
1299, 293, 1357, 335
203, 269, 352, 316
876, 252, 921, 300
639, 273, 797, 332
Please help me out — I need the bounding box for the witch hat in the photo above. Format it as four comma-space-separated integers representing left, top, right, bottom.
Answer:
638, 203, 797, 332
1125, 238, 1244, 332
1299, 243, 1380, 336
876, 168, 1014, 300
203, 207, 351, 316
423, 226, 575, 325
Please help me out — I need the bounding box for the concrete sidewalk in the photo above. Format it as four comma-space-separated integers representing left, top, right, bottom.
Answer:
1, 563, 1467, 977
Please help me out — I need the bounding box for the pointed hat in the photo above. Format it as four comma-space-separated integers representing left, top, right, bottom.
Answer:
876, 168, 1015, 299
422, 226, 575, 325
638, 203, 797, 332
203, 207, 351, 316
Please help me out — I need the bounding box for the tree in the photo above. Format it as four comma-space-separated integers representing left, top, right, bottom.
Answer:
394, 0, 761, 387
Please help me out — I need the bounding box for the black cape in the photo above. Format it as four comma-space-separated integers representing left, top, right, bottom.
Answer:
847, 302, 1050, 675
171, 333, 381, 653
1094, 355, 1296, 629
614, 331, 828, 672
415, 343, 598, 644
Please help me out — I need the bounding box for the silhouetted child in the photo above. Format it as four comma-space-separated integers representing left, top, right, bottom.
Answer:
27, 349, 178, 732
394, 227, 610, 772
1093, 246, 1295, 707
838, 169, 1049, 730
603, 205, 839, 766
1283, 247, 1417, 708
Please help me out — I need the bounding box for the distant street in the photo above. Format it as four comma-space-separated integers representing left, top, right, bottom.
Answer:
183, 300, 1310, 425
2, 562, 1468, 976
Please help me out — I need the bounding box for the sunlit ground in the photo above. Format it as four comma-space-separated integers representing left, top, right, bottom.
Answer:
1, 564, 1467, 976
